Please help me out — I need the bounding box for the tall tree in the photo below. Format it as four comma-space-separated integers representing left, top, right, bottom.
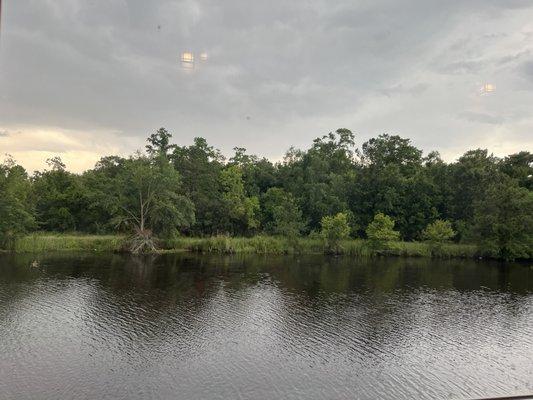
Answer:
448, 149, 499, 238
32, 157, 89, 232
472, 177, 533, 260
220, 165, 260, 235
146, 127, 176, 158
110, 155, 194, 242
279, 129, 356, 231
0, 156, 35, 246
499, 151, 533, 190
172, 137, 226, 235
360, 134, 422, 175
261, 187, 304, 237
351, 134, 426, 238
81, 156, 127, 233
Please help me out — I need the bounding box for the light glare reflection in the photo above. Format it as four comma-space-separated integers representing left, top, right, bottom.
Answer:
481, 83, 495, 94
180, 52, 194, 70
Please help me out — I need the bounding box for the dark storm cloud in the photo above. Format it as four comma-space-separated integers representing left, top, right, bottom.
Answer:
1, 0, 532, 170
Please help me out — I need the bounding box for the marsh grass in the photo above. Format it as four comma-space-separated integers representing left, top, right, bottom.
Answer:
174, 235, 291, 254
164, 236, 478, 259
6, 233, 479, 259
11, 233, 127, 253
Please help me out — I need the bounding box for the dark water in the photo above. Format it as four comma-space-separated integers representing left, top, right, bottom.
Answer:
0, 253, 532, 400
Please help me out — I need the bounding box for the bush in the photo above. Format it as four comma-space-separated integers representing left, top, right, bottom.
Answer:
422, 220, 455, 242
366, 213, 400, 245
320, 213, 351, 254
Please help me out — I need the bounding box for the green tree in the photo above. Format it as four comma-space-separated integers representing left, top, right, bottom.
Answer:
81, 156, 127, 233
366, 213, 400, 243
2, 126, 532, 261
172, 137, 226, 234
422, 220, 455, 242
278, 129, 355, 231
360, 134, 422, 175
261, 188, 304, 237
32, 157, 89, 232
472, 178, 533, 260
500, 151, 533, 190
0, 156, 35, 247
220, 165, 260, 234
146, 127, 176, 158
108, 154, 194, 251
422, 151, 455, 227
229, 147, 279, 199
320, 212, 351, 253
448, 149, 499, 239
46, 156, 66, 171
350, 134, 429, 239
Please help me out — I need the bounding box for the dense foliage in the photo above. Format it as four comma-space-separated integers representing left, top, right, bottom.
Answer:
1, 128, 531, 259
422, 220, 455, 243
366, 213, 401, 244
320, 213, 351, 253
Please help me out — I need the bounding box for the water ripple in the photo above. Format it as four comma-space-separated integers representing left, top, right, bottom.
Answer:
0, 253, 531, 399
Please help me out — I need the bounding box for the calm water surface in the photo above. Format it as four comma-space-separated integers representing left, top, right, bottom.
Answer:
0, 253, 532, 400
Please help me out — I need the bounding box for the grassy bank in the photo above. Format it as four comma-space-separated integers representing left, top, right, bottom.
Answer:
165, 235, 478, 259
8, 233, 128, 253
4, 233, 479, 259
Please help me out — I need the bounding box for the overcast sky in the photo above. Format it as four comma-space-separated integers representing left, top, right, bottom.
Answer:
1, 0, 532, 172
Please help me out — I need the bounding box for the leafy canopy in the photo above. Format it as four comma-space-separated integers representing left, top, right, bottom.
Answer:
220, 165, 260, 234
0, 156, 35, 244
262, 187, 304, 237
472, 178, 533, 260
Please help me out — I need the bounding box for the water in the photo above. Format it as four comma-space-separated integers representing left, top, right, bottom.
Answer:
0, 253, 532, 400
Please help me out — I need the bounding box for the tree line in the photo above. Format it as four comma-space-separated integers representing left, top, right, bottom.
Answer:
1, 128, 532, 259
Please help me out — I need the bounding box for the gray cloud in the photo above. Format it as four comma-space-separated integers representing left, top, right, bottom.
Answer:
0, 131, 9, 137
459, 112, 504, 125
0, 0, 532, 168
380, 83, 430, 98
522, 61, 533, 81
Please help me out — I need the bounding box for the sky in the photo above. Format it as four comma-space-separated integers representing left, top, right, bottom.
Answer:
1, 0, 532, 173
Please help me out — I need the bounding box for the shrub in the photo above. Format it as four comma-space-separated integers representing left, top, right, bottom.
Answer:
366, 213, 400, 245
320, 213, 351, 254
422, 220, 455, 242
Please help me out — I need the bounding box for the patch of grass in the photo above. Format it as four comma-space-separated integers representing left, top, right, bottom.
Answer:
177, 235, 291, 254
164, 236, 479, 259
385, 241, 433, 257
430, 242, 479, 258
6, 233, 481, 260
337, 239, 374, 256
11, 233, 127, 253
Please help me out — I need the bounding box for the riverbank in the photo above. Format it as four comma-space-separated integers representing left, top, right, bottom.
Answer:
7, 234, 128, 253
165, 236, 479, 258
3, 233, 481, 259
